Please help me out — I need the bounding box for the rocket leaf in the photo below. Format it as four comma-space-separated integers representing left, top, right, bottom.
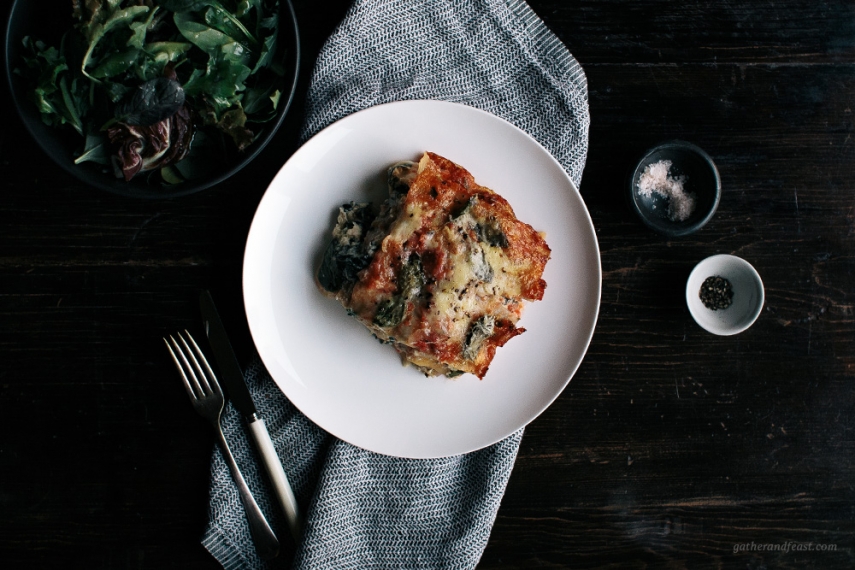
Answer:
80, 5, 150, 80
155, 0, 211, 12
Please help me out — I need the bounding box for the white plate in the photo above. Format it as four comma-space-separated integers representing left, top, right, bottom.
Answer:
243, 100, 601, 458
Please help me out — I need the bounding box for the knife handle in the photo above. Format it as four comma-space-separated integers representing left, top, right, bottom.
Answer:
247, 416, 303, 543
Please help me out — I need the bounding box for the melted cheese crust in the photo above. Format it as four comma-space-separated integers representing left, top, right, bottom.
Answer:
328, 152, 550, 379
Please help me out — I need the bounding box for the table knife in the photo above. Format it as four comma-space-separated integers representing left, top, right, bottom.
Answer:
200, 289, 302, 543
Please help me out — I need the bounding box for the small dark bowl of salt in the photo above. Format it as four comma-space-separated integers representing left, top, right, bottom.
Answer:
628, 140, 721, 237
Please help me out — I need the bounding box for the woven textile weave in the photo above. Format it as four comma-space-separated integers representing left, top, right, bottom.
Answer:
202, 0, 589, 568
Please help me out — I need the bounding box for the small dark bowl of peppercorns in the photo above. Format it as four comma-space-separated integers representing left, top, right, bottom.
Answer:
686, 254, 764, 335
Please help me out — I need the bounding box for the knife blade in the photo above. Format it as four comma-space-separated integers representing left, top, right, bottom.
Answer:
200, 289, 302, 543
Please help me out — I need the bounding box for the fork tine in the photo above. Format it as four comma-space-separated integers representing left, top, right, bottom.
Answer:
177, 330, 218, 397
164, 337, 198, 400
168, 334, 205, 398
182, 330, 224, 397
175, 332, 209, 395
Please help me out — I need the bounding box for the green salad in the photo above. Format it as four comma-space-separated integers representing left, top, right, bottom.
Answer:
18, 0, 285, 184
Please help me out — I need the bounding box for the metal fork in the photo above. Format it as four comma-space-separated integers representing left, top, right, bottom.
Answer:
165, 330, 280, 560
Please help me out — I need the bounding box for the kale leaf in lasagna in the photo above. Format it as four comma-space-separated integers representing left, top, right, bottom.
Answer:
318, 152, 550, 379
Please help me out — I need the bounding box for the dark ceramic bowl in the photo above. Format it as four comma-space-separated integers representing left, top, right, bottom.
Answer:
628, 140, 721, 237
5, 0, 300, 198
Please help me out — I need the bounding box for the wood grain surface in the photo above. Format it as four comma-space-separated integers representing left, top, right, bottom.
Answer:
1, 1, 853, 568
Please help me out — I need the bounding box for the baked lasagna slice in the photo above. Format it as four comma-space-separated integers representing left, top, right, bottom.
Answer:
317, 152, 550, 379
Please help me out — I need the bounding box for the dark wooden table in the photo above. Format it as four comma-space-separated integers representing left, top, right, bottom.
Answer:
2, 1, 853, 568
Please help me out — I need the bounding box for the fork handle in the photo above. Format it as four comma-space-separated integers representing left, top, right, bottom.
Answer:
214, 425, 280, 560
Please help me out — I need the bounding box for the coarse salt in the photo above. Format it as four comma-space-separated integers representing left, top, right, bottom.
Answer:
637, 159, 695, 221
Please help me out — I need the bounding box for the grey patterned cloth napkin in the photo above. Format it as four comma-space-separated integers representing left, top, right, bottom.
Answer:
201, 0, 589, 568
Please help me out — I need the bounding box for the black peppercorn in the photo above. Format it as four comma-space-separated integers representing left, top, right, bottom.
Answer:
699, 276, 733, 310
